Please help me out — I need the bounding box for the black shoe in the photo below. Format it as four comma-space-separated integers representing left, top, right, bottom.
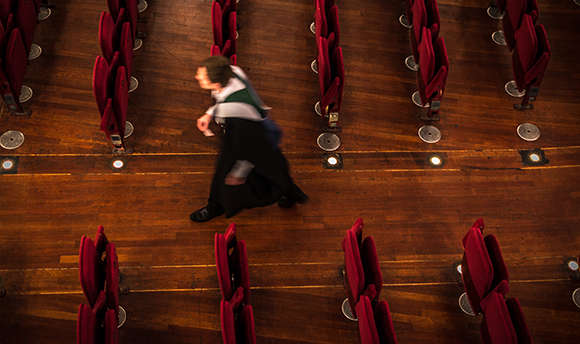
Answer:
278, 186, 308, 208
277, 196, 296, 208
292, 185, 309, 204
190, 205, 224, 222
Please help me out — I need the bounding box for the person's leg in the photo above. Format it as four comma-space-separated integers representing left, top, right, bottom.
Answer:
190, 157, 226, 222
273, 153, 308, 208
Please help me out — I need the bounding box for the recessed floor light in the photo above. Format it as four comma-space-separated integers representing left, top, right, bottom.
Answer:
322, 153, 343, 169
112, 159, 125, 170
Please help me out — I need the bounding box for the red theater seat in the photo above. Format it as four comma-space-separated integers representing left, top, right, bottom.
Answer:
511, 16, 550, 108
361, 236, 383, 299
113, 65, 128, 137
505, 298, 533, 344
356, 296, 398, 344
480, 283, 518, 344
106, 242, 120, 312
5, 28, 27, 100
215, 223, 251, 303
107, 0, 120, 21
502, 0, 538, 50
15, 0, 37, 54
342, 218, 366, 315
93, 56, 109, 116
415, 27, 448, 116
100, 98, 121, 137
461, 219, 510, 314
104, 308, 118, 344
212, 1, 223, 47
79, 235, 105, 306
77, 304, 98, 344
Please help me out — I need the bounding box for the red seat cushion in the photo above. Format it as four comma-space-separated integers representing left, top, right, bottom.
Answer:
220, 298, 237, 344
15, 0, 37, 53
241, 305, 257, 344
106, 242, 119, 311
361, 236, 382, 300
356, 295, 380, 344
342, 218, 365, 314
375, 301, 398, 344
100, 98, 121, 137
77, 304, 97, 344
99, 11, 115, 62
79, 236, 104, 306
92, 56, 109, 116
113, 65, 128, 137
480, 286, 517, 344
461, 219, 494, 313
212, 1, 223, 47
506, 298, 532, 344
119, 22, 133, 78
5, 28, 27, 99
126, 0, 138, 41
104, 308, 119, 344
215, 231, 233, 299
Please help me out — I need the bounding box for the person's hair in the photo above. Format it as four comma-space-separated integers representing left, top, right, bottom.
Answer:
199, 56, 233, 87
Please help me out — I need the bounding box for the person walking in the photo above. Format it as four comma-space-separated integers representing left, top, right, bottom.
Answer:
190, 56, 308, 222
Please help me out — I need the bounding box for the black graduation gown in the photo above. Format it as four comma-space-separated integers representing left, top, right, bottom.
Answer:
208, 117, 295, 217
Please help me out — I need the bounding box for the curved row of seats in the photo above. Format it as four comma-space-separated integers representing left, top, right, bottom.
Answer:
402, 0, 449, 121
92, 0, 145, 153
460, 219, 533, 344
312, 0, 344, 128
491, 0, 550, 110
211, 0, 238, 64
215, 224, 256, 344
0, 0, 49, 115
77, 226, 122, 344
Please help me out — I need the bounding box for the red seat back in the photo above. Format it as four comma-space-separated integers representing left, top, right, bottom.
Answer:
461, 219, 494, 313
375, 301, 398, 344
126, 0, 138, 41
505, 298, 533, 344
100, 98, 121, 137
119, 22, 133, 79
480, 283, 517, 344
106, 242, 120, 312
79, 236, 104, 306
356, 295, 380, 344
107, 0, 120, 21
342, 218, 365, 314
212, 1, 223, 47
15, 0, 37, 54
77, 304, 97, 344
5, 28, 27, 99
93, 56, 109, 116
327, 5, 339, 49
361, 236, 382, 300
99, 11, 115, 62
113, 65, 128, 136
104, 308, 119, 344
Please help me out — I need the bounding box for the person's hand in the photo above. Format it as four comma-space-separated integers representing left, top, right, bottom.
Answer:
197, 113, 212, 133
225, 174, 246, 186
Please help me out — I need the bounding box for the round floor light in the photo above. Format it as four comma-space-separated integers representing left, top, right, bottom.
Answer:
528, 152, 541, 163
2, 158, 14, 170
112, 159, 125, 170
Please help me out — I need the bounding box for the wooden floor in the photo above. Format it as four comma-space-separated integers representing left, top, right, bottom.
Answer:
1, 0, 580, 343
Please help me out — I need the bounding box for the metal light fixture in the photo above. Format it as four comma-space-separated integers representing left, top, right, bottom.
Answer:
427, 154, 444, 167
322, 153, 342, 169
112, 159, 125, 170
0, 157, 18, 174
519, 148, 548, 166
